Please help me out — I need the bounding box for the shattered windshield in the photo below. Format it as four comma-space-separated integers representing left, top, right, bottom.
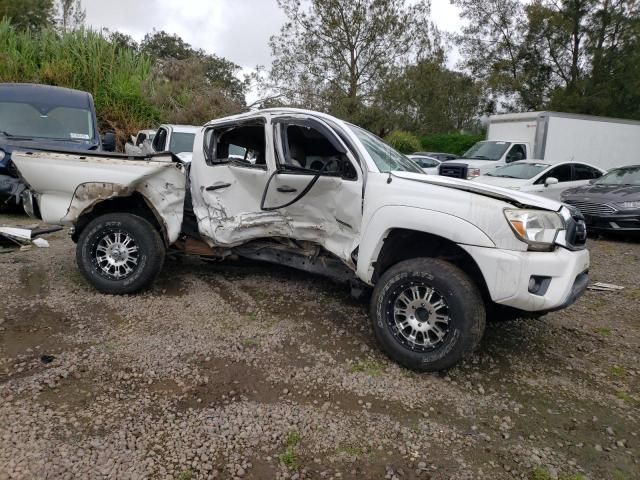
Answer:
0, 101, 94, 142
348, 125, 423, 174
463, 141, 510, 161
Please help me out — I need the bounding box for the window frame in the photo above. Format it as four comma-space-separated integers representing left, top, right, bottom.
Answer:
202, 119, 268, 169
534, 163, 574, 184
272, 117, 358, 181
505, 144, 527, 163
152, 127, 167, 152
573, 163, 603, 181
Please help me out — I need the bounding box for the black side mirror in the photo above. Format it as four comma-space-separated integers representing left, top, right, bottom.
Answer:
102, 132, 116, 152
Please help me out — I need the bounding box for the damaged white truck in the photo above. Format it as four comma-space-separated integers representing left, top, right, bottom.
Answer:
11, 108, 590, 371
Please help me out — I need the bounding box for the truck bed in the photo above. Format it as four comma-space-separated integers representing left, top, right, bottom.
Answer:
11, 149, 187, 244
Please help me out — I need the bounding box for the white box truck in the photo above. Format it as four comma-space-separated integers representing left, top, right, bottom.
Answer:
439, 111, 640, 180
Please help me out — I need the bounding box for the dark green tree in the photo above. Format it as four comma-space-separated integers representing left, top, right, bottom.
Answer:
0, 0, 55, 31
140, 30, 193, 60
267, 0, 436, 123
455, 0, 640, 119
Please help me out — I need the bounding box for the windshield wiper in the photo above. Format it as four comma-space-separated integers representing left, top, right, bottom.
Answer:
0, 130, 33, 140
470, 155, 490, 160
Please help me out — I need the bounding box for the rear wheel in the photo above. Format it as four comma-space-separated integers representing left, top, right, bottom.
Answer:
370, 258, 485, 372
76, 213, 165, 294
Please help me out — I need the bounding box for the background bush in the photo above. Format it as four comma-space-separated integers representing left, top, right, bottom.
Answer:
0, 21, 246, 148
0, 20, 159, 145
419, 132, 485, 156
385, 130, 421, 154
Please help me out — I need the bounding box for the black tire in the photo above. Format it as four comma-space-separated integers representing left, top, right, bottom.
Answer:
370, 258, 486, 372
76, 213, 165, 294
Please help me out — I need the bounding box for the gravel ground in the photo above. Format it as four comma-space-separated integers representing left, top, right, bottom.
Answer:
1, 211, 639, 480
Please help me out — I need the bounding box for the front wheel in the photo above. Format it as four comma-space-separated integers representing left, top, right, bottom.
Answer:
370, 258, 486, 372
76, 213, 166, 294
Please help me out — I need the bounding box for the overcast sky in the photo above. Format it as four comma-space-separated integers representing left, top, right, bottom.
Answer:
84, 0, 463, 71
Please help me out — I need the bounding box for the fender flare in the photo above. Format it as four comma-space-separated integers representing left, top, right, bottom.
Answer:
356, 205, 495, 284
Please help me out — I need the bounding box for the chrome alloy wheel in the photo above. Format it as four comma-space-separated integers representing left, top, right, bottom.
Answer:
389, 283, 451, 351
92, 229, 139, 280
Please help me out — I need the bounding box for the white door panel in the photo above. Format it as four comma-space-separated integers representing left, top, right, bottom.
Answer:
194, 164, 287, 246
266, 173, 362, 262
269, 115, 364, 265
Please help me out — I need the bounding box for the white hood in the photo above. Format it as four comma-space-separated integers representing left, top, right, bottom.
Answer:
472, 176, 529, 189
392, 171, 562, 212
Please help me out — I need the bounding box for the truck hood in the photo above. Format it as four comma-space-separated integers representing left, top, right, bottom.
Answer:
472, 176, 530, 189
392, 171, 562, 211
562, 183, 640, 203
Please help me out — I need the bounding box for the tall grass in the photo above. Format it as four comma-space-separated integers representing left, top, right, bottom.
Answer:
0, 20, 159, 143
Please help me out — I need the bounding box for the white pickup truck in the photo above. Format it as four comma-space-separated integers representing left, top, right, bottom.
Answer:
440, 111, 640, 180
11, 108, 590, 371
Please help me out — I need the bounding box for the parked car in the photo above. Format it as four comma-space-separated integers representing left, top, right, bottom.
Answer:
561, 165, 640, 232
413, 151, 459, 162
124, 129, 156, 155
407, 154, 441, 174
0, 83, 114, 204
12, 108, 590, 372
472, 160, 605, 200
439, 111, 640, 180
140, 124, 199, 162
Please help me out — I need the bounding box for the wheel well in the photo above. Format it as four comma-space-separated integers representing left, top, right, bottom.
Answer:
372, 229, 490, 300
71, 192, 167, 244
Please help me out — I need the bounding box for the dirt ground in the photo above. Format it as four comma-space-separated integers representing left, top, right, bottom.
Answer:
1, 211, 638, 480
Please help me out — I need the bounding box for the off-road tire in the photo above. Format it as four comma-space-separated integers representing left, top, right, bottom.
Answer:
370, 257, 486, 372
76, 213, 165, 294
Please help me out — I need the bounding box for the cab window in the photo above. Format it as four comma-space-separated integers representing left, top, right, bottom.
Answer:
203, 123, 266, 167
278, 123, 357, 180
152, 128, 167, 151
536, 164, 572, 184
506, 144, 526, 163
574, 164, 602, 180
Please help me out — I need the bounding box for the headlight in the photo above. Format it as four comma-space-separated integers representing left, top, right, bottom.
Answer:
0, 150, 5, 161
504, 209, 565, 251
467, 168, 480, 179
615, 201, 640, 209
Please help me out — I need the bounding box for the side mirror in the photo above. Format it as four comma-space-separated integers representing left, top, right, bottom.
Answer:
102, 132, 116, 152
544, 177, 559, 187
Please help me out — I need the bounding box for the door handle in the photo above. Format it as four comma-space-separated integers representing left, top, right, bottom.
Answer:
277, 186, 297, 193
205, 183, 231, 191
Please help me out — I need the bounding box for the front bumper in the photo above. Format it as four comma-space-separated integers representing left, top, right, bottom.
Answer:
582, 212, 640, 232
461, 244, 590, 312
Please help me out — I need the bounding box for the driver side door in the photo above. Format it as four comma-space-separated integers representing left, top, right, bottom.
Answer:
265, 115, 364, 265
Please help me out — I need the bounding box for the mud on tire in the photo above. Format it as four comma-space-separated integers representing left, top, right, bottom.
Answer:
370, 257, 486, 372
76, 213, 165, 294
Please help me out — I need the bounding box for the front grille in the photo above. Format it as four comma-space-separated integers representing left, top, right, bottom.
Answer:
564, 200, 617, 216
439, 163, 467, 179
